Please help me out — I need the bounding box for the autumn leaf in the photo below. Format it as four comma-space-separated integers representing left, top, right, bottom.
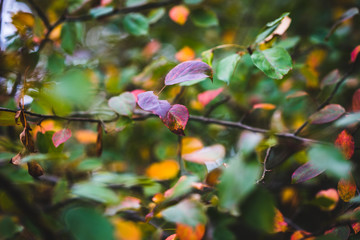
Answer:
142, 40, 161, 59
292, 162, 325, 183
131, 89, 146, 102
112, 217, 142, 240
75, 130, 98, 144
137, 91, 171, 118
146, 160, 179, 180
181, 137, 204, 155
175, 46, 196, 62
162, 104, 189, 136
252, 103, 276, 110
352, 89, 360, 111
169, 5, 190, 25
335, 130, 354, 159
273, 209, 288, 233
182, 144, 225, 165
315, 188, 339, 211
290, 231, 315, 240
309, 104, 345, 124
197, 88, 223, 107
176, 223, 205, 240
338, 177, 356, 202
52, 128, 72, 148
351, 45, 360, 62
165, 61, 212, 86
27, 161, 44, 177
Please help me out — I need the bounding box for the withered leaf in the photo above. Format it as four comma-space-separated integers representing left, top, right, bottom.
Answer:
27, 161, 44, 177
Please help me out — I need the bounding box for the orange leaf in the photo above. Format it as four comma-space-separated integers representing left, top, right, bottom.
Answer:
175, 46, 195, 62
315, 188, 339, 211
112, 217, 142, 240
352, 222, 360, 234
252, 103, 276, 110
142, 40, 161, 59
351, 45, 360, 63
335, 130, 354, 159
306, 49, 326, 69
176, 223, 205, 240
146, 160, 179, 180
197, 88, 224, 107
75, 130, 98, 144
338, 177, 356, 202
290, 231, 315, 240
273, 209, 288, 233
169, 5, 189, 25
181, 137, 203, 155
152, 193, 165, 203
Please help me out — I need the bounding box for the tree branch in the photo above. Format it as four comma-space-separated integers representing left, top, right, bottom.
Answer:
26, 0, 51, 29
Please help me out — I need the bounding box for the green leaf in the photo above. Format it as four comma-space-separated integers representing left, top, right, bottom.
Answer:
0, 217, 22, 239
125, 0, 147, 7
47, 52, 65, 74
108, 92, 136, 116
216, 54, 241, 84
0, 111, 16, 126
63, 207, 115, 240
255, 25, 277, 44
275, 36, 300, 49
77, 158, 103, 171
169, 175, 198, 199
191, 8, 218, 27
218, 154, 260, 214
123, 13, 149, 36
71, 182, 119, 204
184, 0, 203, 4
61, 23, 77, 54
251, 47, 292, 79
201, 49, 214, 66
37, 131, 64, 153
90, 6, 114, 18
147, 8, 165, 24
308, 144, 351, 179
335, 112, 360, 127
184, 161, 207, 181
161, 199, 207, 227
266, 12, 290, 27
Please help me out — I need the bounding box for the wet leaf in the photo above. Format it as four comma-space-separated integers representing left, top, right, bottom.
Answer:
251, 47, 292, 79
176, 223, 205, 240
169, 5, 190, 25
335, 130, 354, 159
165, 61, 212, 85
338, 178, 356, 202
137, 91, 171, 118
162, 198, 207, 227
352, 89, 360, 112
123, 13, 149, 36
309, 104, 345, 124
146, 160, 179, 180
216, 54, 240, 84
292, 162, 325, 183
108, 92, 137, 116
162, 104, 189, 136
52, 128, 72, 148
197, 88, 223, 107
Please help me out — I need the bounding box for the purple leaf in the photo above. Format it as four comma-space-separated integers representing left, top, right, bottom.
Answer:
162, 104, 189, 136
137, 91, 171, 118
52, 128, 72, 148
165, 61, 213, 86
309, 104, 345, 124
292, 162, 326, 183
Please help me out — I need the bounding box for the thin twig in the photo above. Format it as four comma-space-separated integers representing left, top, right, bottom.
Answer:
256, 147, 272, 183
26, 0, 51, 29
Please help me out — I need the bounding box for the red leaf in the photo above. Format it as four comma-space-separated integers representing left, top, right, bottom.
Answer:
197, 88, 223, 107
351, 45, 360, 63
176, 223, 205, 240
52, 128, 72, 148
273, 209, 288, 233
309, 104, 345, 124
137, 91, 171, 118
292, 162, 325, 183
335, 130, 354, 159
162, 104, 189, 136
165, 61, 212, 86
352, 89, 360, 112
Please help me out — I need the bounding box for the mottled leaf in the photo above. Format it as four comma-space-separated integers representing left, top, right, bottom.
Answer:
137, 91, 171, 118
52, 128, 72, 148
338, 178, 356, 202
162, 104, 189, 136
309, 104, 345, 124
108, 92, 136, 116
197, 88, 223, 106
335, 130, 354, 159
292, 162, 325, 183
251, 47, 292, 79
165, 61, 212, 85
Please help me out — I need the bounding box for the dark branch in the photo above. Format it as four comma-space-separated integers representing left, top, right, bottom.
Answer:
26, 0, 51, 29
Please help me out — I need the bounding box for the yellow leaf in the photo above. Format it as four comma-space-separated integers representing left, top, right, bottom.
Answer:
12, 12, 34, 34
169, 5, 190, 25
146, 160, 179, 180
175, 46, 195, 62
181, 137, 204, 155
338, 177, 356, 202
49, 24, 63, 41
75, 130, 98, 144
112, 217, 142, 240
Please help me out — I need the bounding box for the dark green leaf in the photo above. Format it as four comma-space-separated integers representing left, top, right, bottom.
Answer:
123, 13, 149, 36
61, 23, 77, 54
191, 8, 218, 27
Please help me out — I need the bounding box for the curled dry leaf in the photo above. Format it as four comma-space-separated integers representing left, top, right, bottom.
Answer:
27, 161, 44, 177
165, 61, 212, 86
264, 16, 292, 42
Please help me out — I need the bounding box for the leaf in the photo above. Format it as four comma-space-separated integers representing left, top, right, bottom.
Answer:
335, 130, 354, 159
251, 47, 292, 79
27, 161, 44, 177
286, 91, 308, 99
137, 91, 171, 118
273, 209, 288, 233
146, 160, 179, 180
169, 5, 190, 25
74, 130, 98, 144
351, 45, 360, 63
197, 88, 223, 106
191, 8, 218, 28
71, 182, 119, 204
77, 158, 102, 171
108, 92, 136, 116
161, 198, 207, 227
123, 13, 149, 36
181, 137, 204, 155
130, 89, 145, 102
175, 46, 195, 62
162, 104, 189, 136
61, 23, 77, 54
252, 103, 276, 110
309, 104, 345, 124
0, 111, 16, 126
184, 0, 203, 4
266, 12, 290, 27
164, 175, 198, 199
255, 12, 290, 43
237, 131, 264, 155
218, 154, 260, 214
165, 61, 212, 86
292, 162, 325, 183
264, 16, 291, 42
112, 217, 142, 240
291, 231, 315, 240
37, 131, 63, 153
338, 178, 356, 202
201, 50, 213, 66
52, 128, 72, 148
314, 188, 339, 211
326, 7, 359, 40
183, 144, 225, 164
176, 223, 205, 240
96, 123, 103, 157
353, 89, 360, 112
147, 8, 165, 24
90, 6, 114, 18
64, 207, 114, 240
321, 69, 340, 89
216, 54, 240, 84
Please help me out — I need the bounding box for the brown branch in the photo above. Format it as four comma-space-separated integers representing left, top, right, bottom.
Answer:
294, 61, 357, 136
26, 0, 51, 29
256, 147, 272, 183
65, 0, 181, 22
38, 14, 66, 51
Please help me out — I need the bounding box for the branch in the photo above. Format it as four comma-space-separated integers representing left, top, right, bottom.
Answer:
256, 147, 272, 183
65, 0, 181, 22
26, 0, 51, 29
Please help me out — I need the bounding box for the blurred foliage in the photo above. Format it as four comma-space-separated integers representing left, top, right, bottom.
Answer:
1, 0, 360, 239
